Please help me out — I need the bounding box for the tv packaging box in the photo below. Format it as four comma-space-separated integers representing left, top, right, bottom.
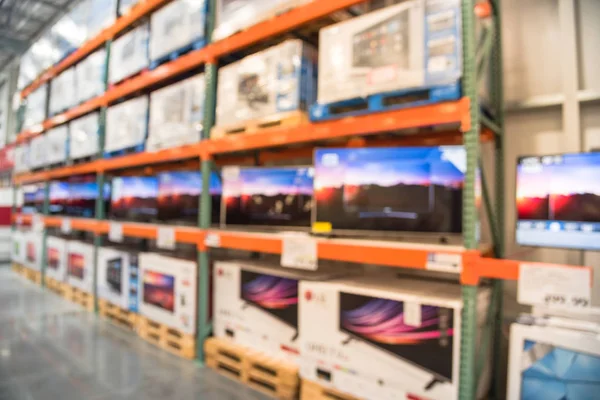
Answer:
105, 95, 149, 154
28, 135, 49, 170
49, 67, 77, 115
148, 74, 205, 151
108, 22, 150, 85
23, 84, 48, 131
23, 231, 44, 271
46, 236, 68, 282
69, 112, 101, 161
97, 246, 140, 312
11, 230, 25, 265
215, 39, 317, 133
299, 276, 490, 400
139, 252, 197, 334
67, 241, 95, 293
45, 126, 69, 165
508, 322, 600, 400
314, 0, 461, 109
212, 0, 310, 41
150, 0, 207, 62
221, 166, 313, 228
76, 48, 107, 103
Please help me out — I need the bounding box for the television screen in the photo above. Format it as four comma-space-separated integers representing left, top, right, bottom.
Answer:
157, 171, 222, 223
106, 257, 123, 294
68, 253, 85, 279
143, 271, 175, 312
516, 152, 600, 250
47, 248, 60, 270
314, 147, 465, 233
22, 184, 42, 214
339, 292, 454, 382
223, 167, 313, 227
241, 270, 299, 329
110, 176, 159, 221
49, 181, 69, 215
65, 176, 111, 218
520, 340, 600, 399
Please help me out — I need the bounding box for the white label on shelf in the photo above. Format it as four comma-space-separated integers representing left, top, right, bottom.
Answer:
425, 252, 462, 273
32, 214, 44, 232
222, 166, 240, 181
281, 232, 318, 271
518, 263, 592, 309
404, 302, 422, 327
61, 218, 71, 234
16, 215, 22, 225
157, 227, 176, 250
205, 233, 220, 248
109, 223, 123, 243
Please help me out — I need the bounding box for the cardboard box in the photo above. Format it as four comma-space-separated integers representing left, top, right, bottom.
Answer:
148, 74, 205, 151
69, 112, 100, 161
76, 48, 107, 104
29, 135, 48, 169
23, 231, 44, 271
105, 95, 149, 154
45, 126, 69, 165
23, 84, 48, 131
215, 39, 317, 129
49, 67, 77, 115
87, 0, 118, 39
314, 0, 462, 108
11, 230, 25, 265
213, 0, 310, 41
508, 323, 600, 400
299, 276, 490, 400
118, 0, 139, 16
46, 236, 68, 282
14, 144, 30, 174
67, 241, 95, 294
150, 0, 207, 62
139, 252, 197, 334
96, 246, 140, 312
109, 22, 150, 84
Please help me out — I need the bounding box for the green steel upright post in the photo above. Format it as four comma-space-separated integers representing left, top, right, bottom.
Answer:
459, 0, 480, 399
40, 182, 50, 288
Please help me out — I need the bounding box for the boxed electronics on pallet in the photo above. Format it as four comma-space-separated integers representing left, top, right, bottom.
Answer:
109, 23, 150, 85
214, 260, 354, 364
46, 236, 69, 282
299, 276, 491, 400
29, 135, 48, 170
149, 0, 208, 63
97, 246, 140, 311
11, 230, 25, 265
118, 0, 139, 16
50, 68, 77, 115
220, 166, 313, 228
508, 322, 600, 399
67, 240, 95, 293
76, 49, 107, 103
23, 231, 44, 271
87, 0, 118, 38
14, 144, 30, 173
105, 96, 149, 155
139, 252, 197, 334
214, 39, 317, 133
69, 113, 100, 161
23, 84, 48, 130
312, 0, 462, 119
212, 0, 310, 40
148, 74, 205, 151
45, 126, 69, 166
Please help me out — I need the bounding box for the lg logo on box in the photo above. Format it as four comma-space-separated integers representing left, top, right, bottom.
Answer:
304, 290, 326, 304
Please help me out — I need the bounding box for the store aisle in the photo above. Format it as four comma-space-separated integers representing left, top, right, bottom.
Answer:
0, 267, 268, 400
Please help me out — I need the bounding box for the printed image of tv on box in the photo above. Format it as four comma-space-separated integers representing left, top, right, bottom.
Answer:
313, 146, 465, 236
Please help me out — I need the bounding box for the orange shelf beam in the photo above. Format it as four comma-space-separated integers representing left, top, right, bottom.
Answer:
20, 0, 171, 99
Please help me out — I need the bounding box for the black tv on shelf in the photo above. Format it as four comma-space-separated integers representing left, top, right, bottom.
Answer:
110, 176, 159, 222
515, 151, 600, 250
64, 175, 111, 218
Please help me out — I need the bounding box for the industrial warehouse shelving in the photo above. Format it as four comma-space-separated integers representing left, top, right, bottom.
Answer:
11, 1, 591, 399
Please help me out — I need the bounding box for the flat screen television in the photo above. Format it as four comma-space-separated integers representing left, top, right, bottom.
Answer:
47, 248, 60, 270
157, 171, 222, 223
68, 253, 85, 279
339, 292, 454, 383
241, 270, 299, 330
65, 176, 111, 218
22, 184, 42, 214
106, 257, 123, 294
223, 167, 313, 227
110, 176, 159, 222
49, 181, 69, 215
516, 152, 600, 250
143, 270, 175, 312
314, 146, 465, 235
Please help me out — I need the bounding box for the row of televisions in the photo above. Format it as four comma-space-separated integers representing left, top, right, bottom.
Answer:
22, 146, 600, 251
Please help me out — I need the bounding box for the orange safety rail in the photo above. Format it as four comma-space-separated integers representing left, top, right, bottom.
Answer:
20, 0, 171, 99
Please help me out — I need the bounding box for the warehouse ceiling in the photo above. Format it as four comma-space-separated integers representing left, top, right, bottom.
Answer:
0, 0, 77, 70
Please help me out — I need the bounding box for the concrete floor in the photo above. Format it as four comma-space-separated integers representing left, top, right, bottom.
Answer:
0, 267, 269, 400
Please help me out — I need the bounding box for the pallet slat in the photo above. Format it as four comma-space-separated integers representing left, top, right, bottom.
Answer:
211, 110, 309, 139
98, 299, 139, 331
63, 285, 95, 311
300, 380, 360, 400
137, 315, 196, 359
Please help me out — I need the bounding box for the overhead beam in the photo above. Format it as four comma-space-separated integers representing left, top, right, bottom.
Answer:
0, 8, 46, 24
0, 34, 27, 53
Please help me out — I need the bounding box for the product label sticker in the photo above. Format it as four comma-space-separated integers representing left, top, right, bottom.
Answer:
157, 227, 176, 250
518, 263, 592, 309
109, 223, 123, 243
311, 222, 332, 234
61, 218, 71, 234
425, 252, 462, 273
404, 301, 422, 327
205, 232, 220, 248
281, 232, 318, 271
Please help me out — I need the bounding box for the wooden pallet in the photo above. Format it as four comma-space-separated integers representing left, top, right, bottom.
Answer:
98, 299, 139, 331
11, 262, 24, 275
137, 316, 196, 360
205, 337, 299, 400
300, 380, 360, 400
63, 285, 95, 312
45, 276, 69, 297
15, 265, 42, 285
210, 110, 309, 139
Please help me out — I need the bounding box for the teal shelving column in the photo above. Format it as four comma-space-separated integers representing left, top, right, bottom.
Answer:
40, 182, 50, 288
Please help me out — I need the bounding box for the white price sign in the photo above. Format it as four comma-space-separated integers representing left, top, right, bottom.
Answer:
281, 233, 318, 271
32, 214, 44, 232
518, 263, 592, 309
157, 227, 176, 250
109, 222, 123, 243
61, 218, 72, 234
205, 233, 220, 248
